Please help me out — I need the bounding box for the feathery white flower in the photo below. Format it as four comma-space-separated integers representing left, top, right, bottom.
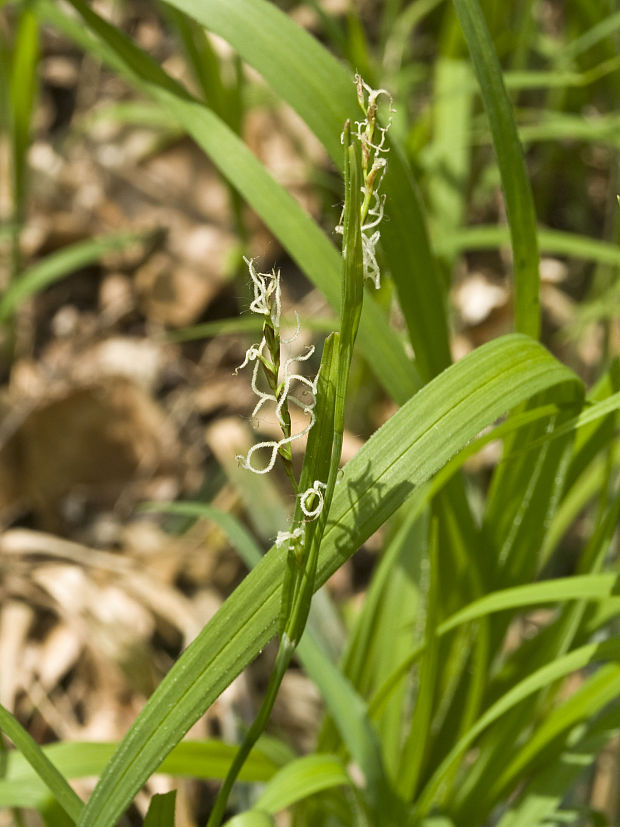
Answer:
337, 74, 393, 289
235, 259, 319, 475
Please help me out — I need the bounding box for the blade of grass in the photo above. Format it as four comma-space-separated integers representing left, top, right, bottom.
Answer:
452, 0, 540, 337
543, 442, 620, 562
252, 754, 351, 814
298, 630, 404, 822
438, 224, 620, 268
325, 506, 426, 776
225, 813, 274, 827
396, 521, 440, 799
504, 62, 620, 88
369, 572, 620, 719
560, 9, 620, 61
0, 703, 83, 822
0, 739, 282, 810
496, 703, 620, 827
476, 664, 620, 815
484, 391, 578, 588
143, 791, 176, 827
504, 390, 620, 458
563, 358, 620, 494
140, 502, 263, 569
451, 485, 620, 817
428, 58, 473, 240
8, 3, 38, 237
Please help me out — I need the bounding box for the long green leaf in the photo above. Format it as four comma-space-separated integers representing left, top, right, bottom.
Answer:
225, 813, 274, 827
452, 0, 540, 338
0, 739, 281, 810
298, 630, 403, 822
440, 224, 620, 268
73, 334, 580, 827
478, 664, 620, 811
140, 502, 263, 569
369, 572, 620, 718
496, 703, 620, 827
9, 4, 38, 221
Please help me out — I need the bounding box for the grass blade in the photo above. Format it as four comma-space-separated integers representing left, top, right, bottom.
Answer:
298, 631, 403, 823
0, 739, 282, 810
414, 636, 620, 816
369, 571, 620, 719
252, 754, 351, 814
0, 704, 83, 821
143, 790, 176, 827
476, 664, 620, 813
8, 4, 38, 225
140, 502, 263, 569
452, 0, 540, 338
496, 703, 620, 827
439, 224, 620, 268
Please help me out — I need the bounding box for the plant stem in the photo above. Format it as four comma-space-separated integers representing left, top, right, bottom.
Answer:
205, 636, 294, 827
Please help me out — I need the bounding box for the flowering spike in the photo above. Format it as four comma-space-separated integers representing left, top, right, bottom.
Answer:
336, 74, 394, 289
235, 258, 318, 482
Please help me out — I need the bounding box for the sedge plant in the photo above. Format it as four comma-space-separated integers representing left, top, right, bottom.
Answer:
2, 2, 620, 827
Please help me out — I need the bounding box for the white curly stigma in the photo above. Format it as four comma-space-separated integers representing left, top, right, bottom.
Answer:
299, 480, 327, 520
337, 75, 393, 289
235, 259, 318, 475
236, 347, 318, 474
245, 256, 281, 326
360, 190, 386, 289
235, 343, 318, 473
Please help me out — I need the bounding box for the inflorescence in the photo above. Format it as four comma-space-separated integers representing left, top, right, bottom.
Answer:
235, 258, 320, 483
337, 73, 394, 288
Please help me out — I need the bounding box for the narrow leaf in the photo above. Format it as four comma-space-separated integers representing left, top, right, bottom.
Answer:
253, 754, 351, 814
143, 790, 176, 827
452, 0, 540, 337
0, 704, 83, 822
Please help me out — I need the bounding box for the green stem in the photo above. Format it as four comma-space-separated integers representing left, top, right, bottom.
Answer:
205, 636, 295, 827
